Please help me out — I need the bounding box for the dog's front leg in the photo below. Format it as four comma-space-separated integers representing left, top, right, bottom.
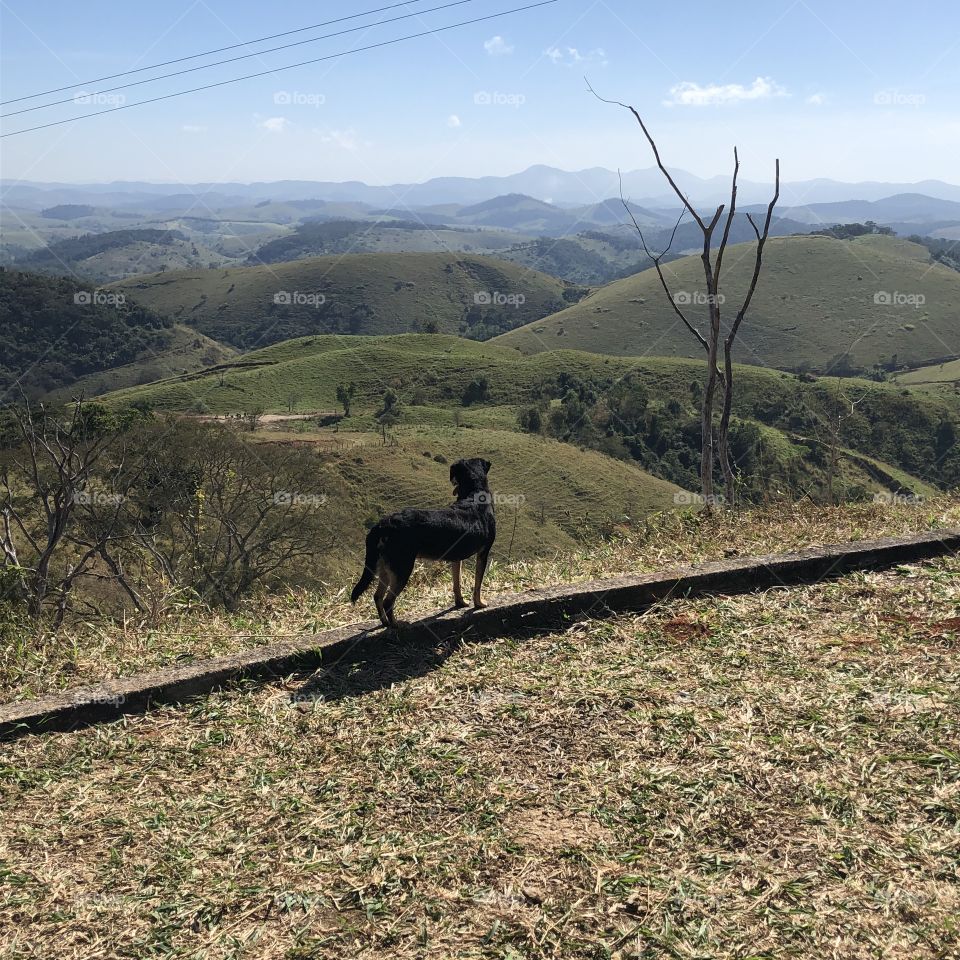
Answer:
451, 560, 468, 608
473, 549, 490, 609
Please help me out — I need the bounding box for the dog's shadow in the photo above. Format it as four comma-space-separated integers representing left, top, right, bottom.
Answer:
289, 605, 484, 705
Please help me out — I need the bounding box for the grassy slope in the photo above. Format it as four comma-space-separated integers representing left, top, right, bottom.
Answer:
66, 236, 228, 280
46, 325, 237, 399
496, 234, 960, 370
108, 252, 569, 349
99, 334, 959, 498
0, 268, 175, 396
248, 222, 529, 262
100, 333, 956, 417
311, 427, 682, 554
895, 357, 960, 401
3, 499, 960, 958
103, 334, 525, 410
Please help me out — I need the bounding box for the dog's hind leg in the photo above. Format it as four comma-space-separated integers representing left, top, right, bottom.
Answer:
451, 561, 467, 608
373, 561, 391, 627
473, 548, 491, 609
382, 554, 415, 627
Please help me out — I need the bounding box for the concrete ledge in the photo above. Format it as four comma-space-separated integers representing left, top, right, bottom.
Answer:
2, 528, 958, 740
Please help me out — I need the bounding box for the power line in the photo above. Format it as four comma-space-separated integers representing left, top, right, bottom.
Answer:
1, 0, 475, 119
0, 0, 434, 106
1, 1, 557, 139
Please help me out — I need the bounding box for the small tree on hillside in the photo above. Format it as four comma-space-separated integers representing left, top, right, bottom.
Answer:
590, 83, 779, 509
336, 382, 356, 418
243, 406, 266, 432
0, 398, 142, 624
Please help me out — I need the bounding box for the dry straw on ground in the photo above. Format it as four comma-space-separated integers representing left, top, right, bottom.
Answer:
4, 496, 960, 702
1, 499, 958, 957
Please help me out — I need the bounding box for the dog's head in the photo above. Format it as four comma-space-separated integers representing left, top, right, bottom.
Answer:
450, 457, 492, 501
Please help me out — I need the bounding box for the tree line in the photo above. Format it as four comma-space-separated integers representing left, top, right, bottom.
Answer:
1, 400, 335, 630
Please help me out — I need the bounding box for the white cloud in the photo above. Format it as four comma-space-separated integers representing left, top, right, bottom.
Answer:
544, 46, 606, 67
181, 124, 207, 133
806, 93, 827, 106
664, 76, 787, 107
484, 35, 513, 56
318, 128, 365, 151
447, 114, 462, 128
260, 116, 291, 133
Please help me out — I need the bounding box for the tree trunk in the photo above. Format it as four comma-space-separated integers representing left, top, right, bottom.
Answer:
718, 341, 737, 505
701, 302, 721, 509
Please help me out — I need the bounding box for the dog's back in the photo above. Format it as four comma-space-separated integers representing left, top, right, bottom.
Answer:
351, 458, 496, 625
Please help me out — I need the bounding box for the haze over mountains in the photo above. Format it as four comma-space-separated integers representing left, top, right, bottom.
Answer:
5, 164, 960, 209
3, 161, 958, 408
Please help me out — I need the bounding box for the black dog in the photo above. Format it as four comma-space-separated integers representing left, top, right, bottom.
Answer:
351, 458, 496, 627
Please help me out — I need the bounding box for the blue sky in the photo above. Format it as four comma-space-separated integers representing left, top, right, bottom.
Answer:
2, 0, 958, 185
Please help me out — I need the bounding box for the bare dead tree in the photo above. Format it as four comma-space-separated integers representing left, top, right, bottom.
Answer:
589, 81, 779, 508
0, 398, 132, 624
127, 422, 336, 610
244, 406, 266, 432
815, 374, 868, 505
717, 172, 780, 498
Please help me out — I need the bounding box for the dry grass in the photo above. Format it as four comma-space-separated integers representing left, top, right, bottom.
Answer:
1, 509, 959, 957
3, 496, 960, 703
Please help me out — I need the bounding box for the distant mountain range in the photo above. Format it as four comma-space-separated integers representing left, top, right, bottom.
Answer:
5, 164, 960, 209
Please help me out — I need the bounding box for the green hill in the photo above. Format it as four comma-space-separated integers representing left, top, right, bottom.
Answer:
0, 268, 173, 397
895, 357, 960, 396
14, 228, 230, 282
108, 253, 574, 350
102, 334, 960, 498
307, 428, 684, 556
50, 325, 237, 400
495, 235, 960, 373
247, 220, 526, 264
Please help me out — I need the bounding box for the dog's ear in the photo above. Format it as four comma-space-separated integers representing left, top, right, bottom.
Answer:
449, 463, 457, 483
481, 459, 492, 474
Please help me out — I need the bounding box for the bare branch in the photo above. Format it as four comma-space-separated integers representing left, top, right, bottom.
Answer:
713, 147, 740, 292
588, 79, 707, 230
616, 171, 713, 354
728, 158, 780, 349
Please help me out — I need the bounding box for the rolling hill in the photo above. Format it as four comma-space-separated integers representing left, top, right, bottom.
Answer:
108, 253, 575, 349
50, 325, 237, 400
101, 334, 960, 497
11, 228, 230, 282
314, 429, 685, 556
496, 234, 960, 373
0, 268, 174, 396
0, 269, 239, 399
893, 357, 960, 400
246, 219, 526, 265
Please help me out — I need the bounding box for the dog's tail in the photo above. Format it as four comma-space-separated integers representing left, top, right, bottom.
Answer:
350, 525, 382, 603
